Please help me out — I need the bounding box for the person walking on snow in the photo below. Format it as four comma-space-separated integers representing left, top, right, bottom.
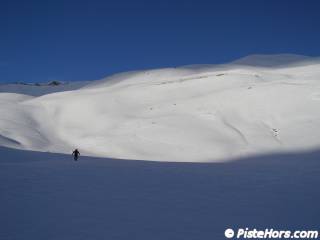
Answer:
72, 149, 80, 161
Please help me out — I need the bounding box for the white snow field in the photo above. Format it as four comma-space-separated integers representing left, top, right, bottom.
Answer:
1, 54, 320, 239
0, 54, 320, 161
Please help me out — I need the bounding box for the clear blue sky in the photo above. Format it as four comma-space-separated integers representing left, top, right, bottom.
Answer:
1, 0, 320, 83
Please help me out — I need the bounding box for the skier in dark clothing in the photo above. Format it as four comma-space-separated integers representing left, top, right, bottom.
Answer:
72, 149, 80, 161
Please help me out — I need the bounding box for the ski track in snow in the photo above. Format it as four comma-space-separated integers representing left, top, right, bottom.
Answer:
221, 117, 249, 145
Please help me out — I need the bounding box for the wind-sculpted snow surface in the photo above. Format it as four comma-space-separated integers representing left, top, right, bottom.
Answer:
0, 54, 320, 162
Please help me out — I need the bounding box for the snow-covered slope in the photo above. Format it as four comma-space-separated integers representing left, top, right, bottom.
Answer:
1, 146, 319, 240
1, 54, 320, 162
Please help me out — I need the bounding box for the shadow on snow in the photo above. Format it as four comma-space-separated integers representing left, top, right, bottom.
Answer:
0, 146, 319, 240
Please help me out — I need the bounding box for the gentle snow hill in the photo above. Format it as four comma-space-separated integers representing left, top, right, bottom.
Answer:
0, 54, 320, 162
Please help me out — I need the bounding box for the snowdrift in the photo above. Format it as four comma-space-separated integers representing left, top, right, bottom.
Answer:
0, 54, 320, 162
